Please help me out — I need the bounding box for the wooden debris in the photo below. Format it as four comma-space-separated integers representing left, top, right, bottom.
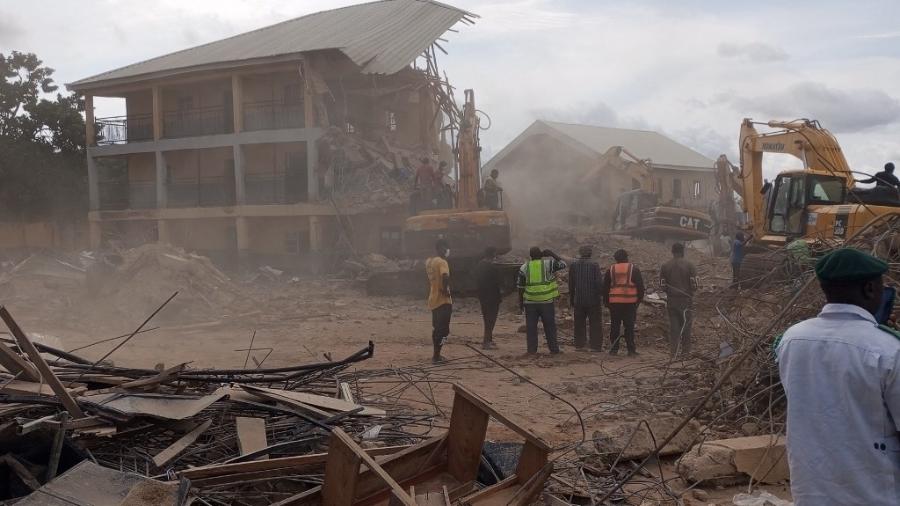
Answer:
152, 419, 213, 469
0, 306, 85, 418
241, 384, 386, 417
234, 417, 268, 459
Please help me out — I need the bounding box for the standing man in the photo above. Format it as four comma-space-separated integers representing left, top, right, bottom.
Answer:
603, 249, 645, 356
518, 247, 566, 355
660, 243, 699, 357
776, 248, 900, 505
474, 247, 502, 350
483, 169, 503, 210
730, 231, 752, 289
569, 245, 604, 352
857, 161, 900, 189
425, 239, 452, 364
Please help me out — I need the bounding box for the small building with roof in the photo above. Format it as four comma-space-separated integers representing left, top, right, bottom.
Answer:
483, 120, 718, 228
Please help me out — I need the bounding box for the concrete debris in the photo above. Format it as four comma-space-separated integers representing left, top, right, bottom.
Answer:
677, 435, 789, 486
593, 415, 702, 461
732, 490, 793, 506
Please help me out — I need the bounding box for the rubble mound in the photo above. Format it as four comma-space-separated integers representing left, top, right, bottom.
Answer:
95, 244, 254, 325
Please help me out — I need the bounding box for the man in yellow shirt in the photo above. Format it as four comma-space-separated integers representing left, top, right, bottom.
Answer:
426, 239, 452, 363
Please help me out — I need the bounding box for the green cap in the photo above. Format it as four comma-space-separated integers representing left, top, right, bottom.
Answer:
814, 248, 888, 283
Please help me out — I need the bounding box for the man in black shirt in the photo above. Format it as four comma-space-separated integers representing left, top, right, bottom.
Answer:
858, 162, 899, 189
569, 245, 604, 351
474, 247, 502, 349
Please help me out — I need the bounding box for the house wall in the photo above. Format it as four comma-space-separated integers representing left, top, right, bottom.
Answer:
652, 168, 717, 211
346, 210, 407, 257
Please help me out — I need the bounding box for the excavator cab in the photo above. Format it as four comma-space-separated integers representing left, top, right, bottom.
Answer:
765, 171, 845, 236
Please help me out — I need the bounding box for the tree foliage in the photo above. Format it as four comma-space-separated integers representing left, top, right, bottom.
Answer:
0, 51, 86, 220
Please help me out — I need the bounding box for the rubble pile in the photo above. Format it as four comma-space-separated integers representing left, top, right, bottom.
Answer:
95, 244, 255, 325
318, 127, 420, 213
0, 310, 440, 505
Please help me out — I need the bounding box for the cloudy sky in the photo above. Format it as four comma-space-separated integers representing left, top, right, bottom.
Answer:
2, 0, 899, 176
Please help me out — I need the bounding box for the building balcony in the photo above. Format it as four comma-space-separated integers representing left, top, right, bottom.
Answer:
246, 174, 308, 205
243, 101, 305, 131
164, 106, 233, 138
167, 177, 236, 208
97, 114, 154, 145
98, 182, 157, 210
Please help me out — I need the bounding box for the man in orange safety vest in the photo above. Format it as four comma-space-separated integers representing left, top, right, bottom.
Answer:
602, 249, 645, 356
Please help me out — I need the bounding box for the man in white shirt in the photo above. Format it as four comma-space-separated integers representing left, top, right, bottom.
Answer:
776, 247, 900, 505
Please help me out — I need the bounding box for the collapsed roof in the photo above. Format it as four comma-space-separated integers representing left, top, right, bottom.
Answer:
68, 0, 476, 90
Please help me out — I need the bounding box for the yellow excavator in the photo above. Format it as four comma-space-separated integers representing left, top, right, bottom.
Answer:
604, 146, 713, 241
366, 90, 514, 295
728, 118, 899, 246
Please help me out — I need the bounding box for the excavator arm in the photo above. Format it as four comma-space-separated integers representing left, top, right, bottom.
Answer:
737, 118, 852, 239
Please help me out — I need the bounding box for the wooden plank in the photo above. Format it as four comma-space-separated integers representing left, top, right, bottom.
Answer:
460, 475, 518, 505
351, 433, 418, 506
235, 417, 268, 459
515, 441, 549, 481
0, 307, 85, 418
241, 385, 385, 416
321, 428, 362, 506
507, 464, 552, 506
452, 384, 550, 451
180, 445, 409, 480
118, 363, 187, 390
339, 382, 355, 403
0, 380, 83, 397
446, 390, 489, 483
278, 436, 447, 506
151, 419, 212, 468
0, 340, 39, 382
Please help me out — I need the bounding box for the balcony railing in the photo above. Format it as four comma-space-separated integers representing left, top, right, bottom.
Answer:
96, 114, 154, 145
243, 101, 305, 131
245, 173, 308, 205
167, 177, 236, 208
164, 106, 232, 138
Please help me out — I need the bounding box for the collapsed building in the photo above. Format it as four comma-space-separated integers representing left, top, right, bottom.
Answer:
484, 120, 718, 228
67, 0, 475, 272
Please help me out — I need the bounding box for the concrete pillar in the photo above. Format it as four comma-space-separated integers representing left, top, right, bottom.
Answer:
306, 139, 318, 201
233, 144, 246, 205
155, 151, 167, 209
309, 216, 323, 252
84, 94, 95, 146
157, 220, 170, 244
152, 86, 162, 140
231, 74, 243, 133
235, 216, 250, 259
87, 154, 100, 211
89, 220, 102, 250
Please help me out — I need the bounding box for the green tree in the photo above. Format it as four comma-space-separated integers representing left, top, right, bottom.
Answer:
0, 51, 86, 220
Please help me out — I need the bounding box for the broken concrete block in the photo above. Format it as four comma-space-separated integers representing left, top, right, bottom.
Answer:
677, 435, 788, 486
593, 415, 701, 461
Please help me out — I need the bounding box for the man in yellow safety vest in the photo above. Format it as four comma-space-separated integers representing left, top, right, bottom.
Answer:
517, 246, 567, 355
602, 249, 645, 356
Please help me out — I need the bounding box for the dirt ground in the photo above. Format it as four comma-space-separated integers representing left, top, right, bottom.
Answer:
3, 276, 790, 505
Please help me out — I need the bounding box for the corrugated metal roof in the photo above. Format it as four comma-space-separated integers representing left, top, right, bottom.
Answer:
540, 121, 715, 169
484, 120, 715, 172
69, 0, 473, 88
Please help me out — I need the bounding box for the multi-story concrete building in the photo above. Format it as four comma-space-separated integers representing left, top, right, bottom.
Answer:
68, 0, 473, 270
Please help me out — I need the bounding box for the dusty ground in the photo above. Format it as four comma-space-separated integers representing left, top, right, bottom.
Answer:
0, 234, 792, 505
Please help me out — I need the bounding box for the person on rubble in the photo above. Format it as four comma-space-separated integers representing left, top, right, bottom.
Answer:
482, 169, 503, 210
603, 249, 645, 356
659, 243, 699, 357
474, 247, 502, 350
414, 157, 436, 211
518, 247, 566, 355
856, 161, 900, 190
425, 239, 452, 364
776, 248, 900, 505
569, 245, 604, 352
730, 231, 753, 289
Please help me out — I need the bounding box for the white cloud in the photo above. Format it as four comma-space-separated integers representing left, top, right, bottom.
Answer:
717, 42, 788, 62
